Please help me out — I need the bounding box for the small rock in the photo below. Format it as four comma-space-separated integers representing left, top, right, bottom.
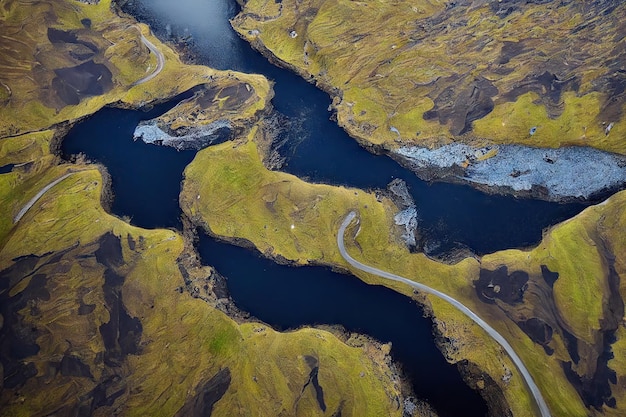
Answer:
502, 368, 513, 384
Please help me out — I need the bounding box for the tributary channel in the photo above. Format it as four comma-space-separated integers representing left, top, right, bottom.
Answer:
61, 0, 598, 415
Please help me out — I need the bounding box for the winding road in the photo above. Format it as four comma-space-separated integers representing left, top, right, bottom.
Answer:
14, 173, 75, 223
132, 27, 165, 86
337, 211, 551, 417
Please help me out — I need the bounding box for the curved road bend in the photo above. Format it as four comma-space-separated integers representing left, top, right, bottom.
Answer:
338, 211, 552, 417
132, 27, 165, 86
13, 173, 75, 224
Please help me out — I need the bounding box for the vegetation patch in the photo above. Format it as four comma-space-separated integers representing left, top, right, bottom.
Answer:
182, 110, 626, 415
0, 148, 403, 417
134, 74, 272, 150
0, 3, 406, 416
0, 0, 242, 136
233, 0, 626, 153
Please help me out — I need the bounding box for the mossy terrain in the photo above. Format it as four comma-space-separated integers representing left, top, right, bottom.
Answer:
0, 1, 410, 416
232, 0, 626, 154
181, 120, 626, 416
152, 76, 273, 134
3, 0, 625, 416
133, 74, 273, 150
0, 151, 402, 417
480, 193, 626, 415
0, 0, 263, 136
0, 130, 57, 243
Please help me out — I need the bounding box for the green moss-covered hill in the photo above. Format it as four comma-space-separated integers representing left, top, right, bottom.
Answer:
0, 1, 410, 416
0, 0, 263, 136
180, 118, 626, 416
232, 0, 626, 153
0, 145, 402, 417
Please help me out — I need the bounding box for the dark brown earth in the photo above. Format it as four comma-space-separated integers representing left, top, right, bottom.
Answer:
498, 71, 580, 119
199, 83, 255, 112
301, 355, 326, 412
52, 60, 113, 105
44, 27, 115, 106
474, 231, 625, 412
0, 272, 43, 389
174, 368, 232, 417
0, 230, 245, 415
474, 266, 529, 305
58, 355, 94, 378
0, 234, 143, 414
561, 233, 624, 410
540, 265, 559, 287
47, 27, 98, 56
96, 233, 143, 367
424, 76, 499, 135
518, 318, 554, 354
0, 253, 57, 390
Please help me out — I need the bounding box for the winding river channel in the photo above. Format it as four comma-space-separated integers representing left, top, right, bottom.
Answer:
60, 0, 605, 415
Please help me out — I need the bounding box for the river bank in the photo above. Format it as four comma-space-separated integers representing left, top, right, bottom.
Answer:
10, 1, 620, 416
0, 1, 415, 416
393, 144, 626, 202
231, 0, 626, 203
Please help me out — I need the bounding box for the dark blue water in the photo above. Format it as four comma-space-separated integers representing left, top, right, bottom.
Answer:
59, 1, 596, 415
122, 0, 588, 255
198, 233, 488, 416
62, 100, 491, 415
63, 93, 195, 229
0, 164, 14, 174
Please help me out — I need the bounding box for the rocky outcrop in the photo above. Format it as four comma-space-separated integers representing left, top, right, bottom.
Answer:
133, 78, 272, 150
394, 144, 626, 201
134, 118, 232, 150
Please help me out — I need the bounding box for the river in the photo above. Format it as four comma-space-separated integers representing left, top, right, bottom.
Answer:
60, 0, 598, 415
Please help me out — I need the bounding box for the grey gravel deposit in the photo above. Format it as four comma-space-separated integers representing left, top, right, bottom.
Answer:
387, 179, 418, 247
394, 206, 418, 247
134, 119, 231, 151
395, 144, 626, 201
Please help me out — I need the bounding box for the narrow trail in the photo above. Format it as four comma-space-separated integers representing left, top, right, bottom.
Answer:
13, 173, 74, 223
132, 27, 165, 86
337, 211, 552, 417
